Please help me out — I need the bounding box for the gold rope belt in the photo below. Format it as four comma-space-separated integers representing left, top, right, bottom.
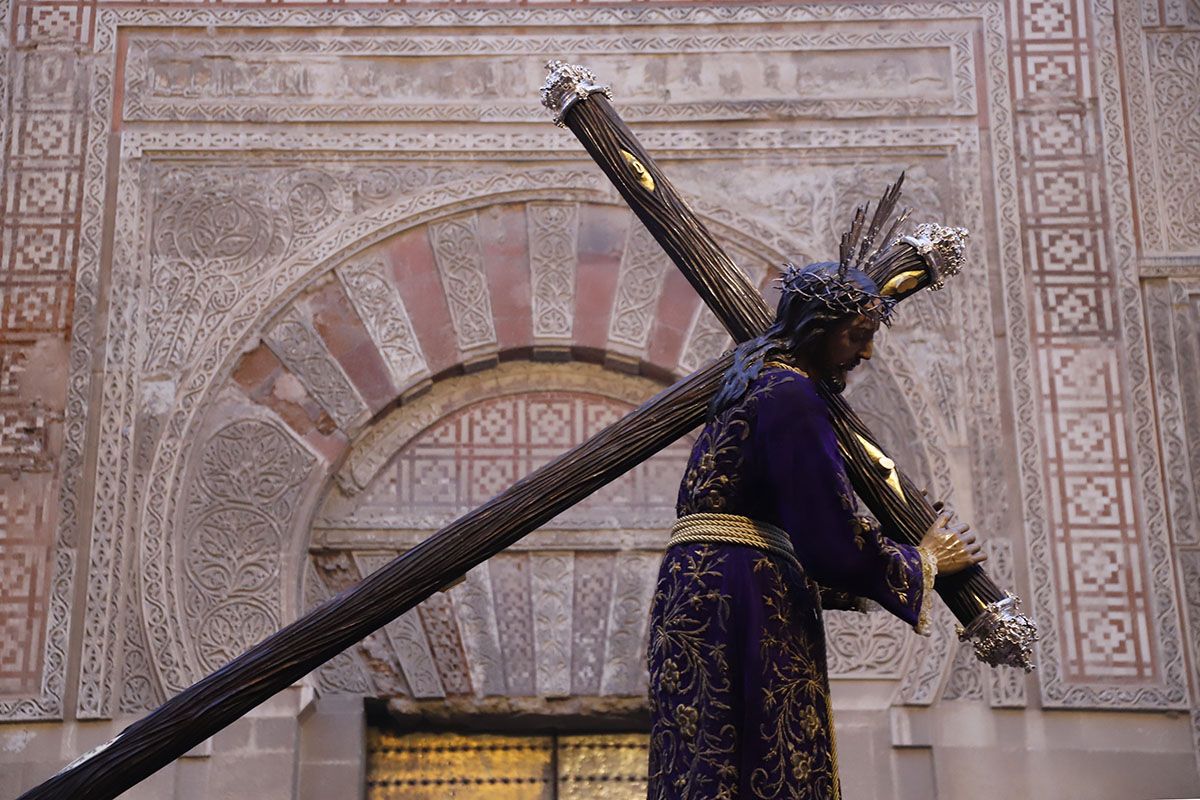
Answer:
669, 513, 802, 573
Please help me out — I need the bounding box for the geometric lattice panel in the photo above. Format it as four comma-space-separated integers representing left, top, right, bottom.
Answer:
0, 480, 51, 695
342, 391, 690, 530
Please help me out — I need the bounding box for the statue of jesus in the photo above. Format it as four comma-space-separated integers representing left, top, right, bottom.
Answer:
647, 250, 986, 799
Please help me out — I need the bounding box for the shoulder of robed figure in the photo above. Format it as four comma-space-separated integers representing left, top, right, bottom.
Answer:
752, 363, 826, 418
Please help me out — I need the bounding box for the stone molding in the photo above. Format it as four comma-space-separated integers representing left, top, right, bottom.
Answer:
120, 26, 978, 123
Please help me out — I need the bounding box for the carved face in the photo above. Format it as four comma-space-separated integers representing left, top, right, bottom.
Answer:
810, 313, 879, 393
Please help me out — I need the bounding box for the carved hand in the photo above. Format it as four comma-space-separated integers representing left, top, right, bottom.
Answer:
919, 511, 986, 575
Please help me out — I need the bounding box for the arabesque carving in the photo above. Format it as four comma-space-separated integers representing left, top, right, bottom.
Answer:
528, 202, 579, 347
179, 419, 314, 673
337, 255, 429, 389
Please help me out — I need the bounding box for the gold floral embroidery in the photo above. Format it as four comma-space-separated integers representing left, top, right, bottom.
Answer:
749, 556, 840, 800
678, 371, 800, 515
648, 546, 738, 799
849, 512, 928, 622
649, 547, 851, 799
660, 659, 681, 693
675, 704, 698, 738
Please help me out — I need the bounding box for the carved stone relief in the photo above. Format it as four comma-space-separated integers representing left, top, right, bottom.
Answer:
824, 610, 914, 678
42, 1, 1061, 728
1145, 281, 1200, 546
146, 168, 292, 372
336, 255, 429, 389
1150, 279, 1200, 731
488, 553, 535, 697
428, 214, 498, 362
598, 551, 661, 697
120, 27, 978, 124
607, 221, 674, 358
179, 418, 314, 674
678, 307, 733, 375
142, 162, 468, 376
1074, 0, 1186, 708
898, 604, 958, 706
527, 202, 579, 349
942, 641, 985, 701
530, 553, 575, 698
1146, 34, 1200, 253
95, 153, 985, 717
571, 552, 617, 696
264, 308, 369, 432
448, 564, 507, 698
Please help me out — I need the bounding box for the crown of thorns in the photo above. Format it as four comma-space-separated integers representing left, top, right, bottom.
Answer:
776, 263, 897, 324
777, 172, 929, 324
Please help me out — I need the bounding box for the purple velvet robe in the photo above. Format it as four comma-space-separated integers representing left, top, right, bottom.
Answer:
647, 365, 934, 799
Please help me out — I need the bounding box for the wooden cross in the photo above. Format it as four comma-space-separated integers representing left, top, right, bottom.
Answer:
540, 62, 1035, 649
19, 63, 1034, 800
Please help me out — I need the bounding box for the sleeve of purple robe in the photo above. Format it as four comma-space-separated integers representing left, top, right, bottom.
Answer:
754, 373, 936, 635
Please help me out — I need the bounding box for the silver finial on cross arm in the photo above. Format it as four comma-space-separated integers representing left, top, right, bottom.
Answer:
540, 60, 614, 127
902, 222, 969, 291
957, 595, 1038, 672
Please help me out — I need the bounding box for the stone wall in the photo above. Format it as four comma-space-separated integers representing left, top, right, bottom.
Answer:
0, 1, 1198, 798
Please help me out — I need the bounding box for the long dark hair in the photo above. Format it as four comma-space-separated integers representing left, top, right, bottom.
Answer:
708, 262, 879, 417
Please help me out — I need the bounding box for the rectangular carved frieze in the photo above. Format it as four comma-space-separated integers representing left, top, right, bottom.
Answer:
428, 214, 499, 360
530, 552, 574, 698
121, 28, 976, 124
678, 307, 733, 374
599, 552, 659, 696
1146, 34, 1200, 252
447, 565, 507, 698
607, 221, 673, 358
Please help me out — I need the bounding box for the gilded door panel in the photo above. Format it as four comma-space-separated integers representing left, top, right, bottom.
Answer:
557, 733, 650, 800
367, 730, 554, 800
